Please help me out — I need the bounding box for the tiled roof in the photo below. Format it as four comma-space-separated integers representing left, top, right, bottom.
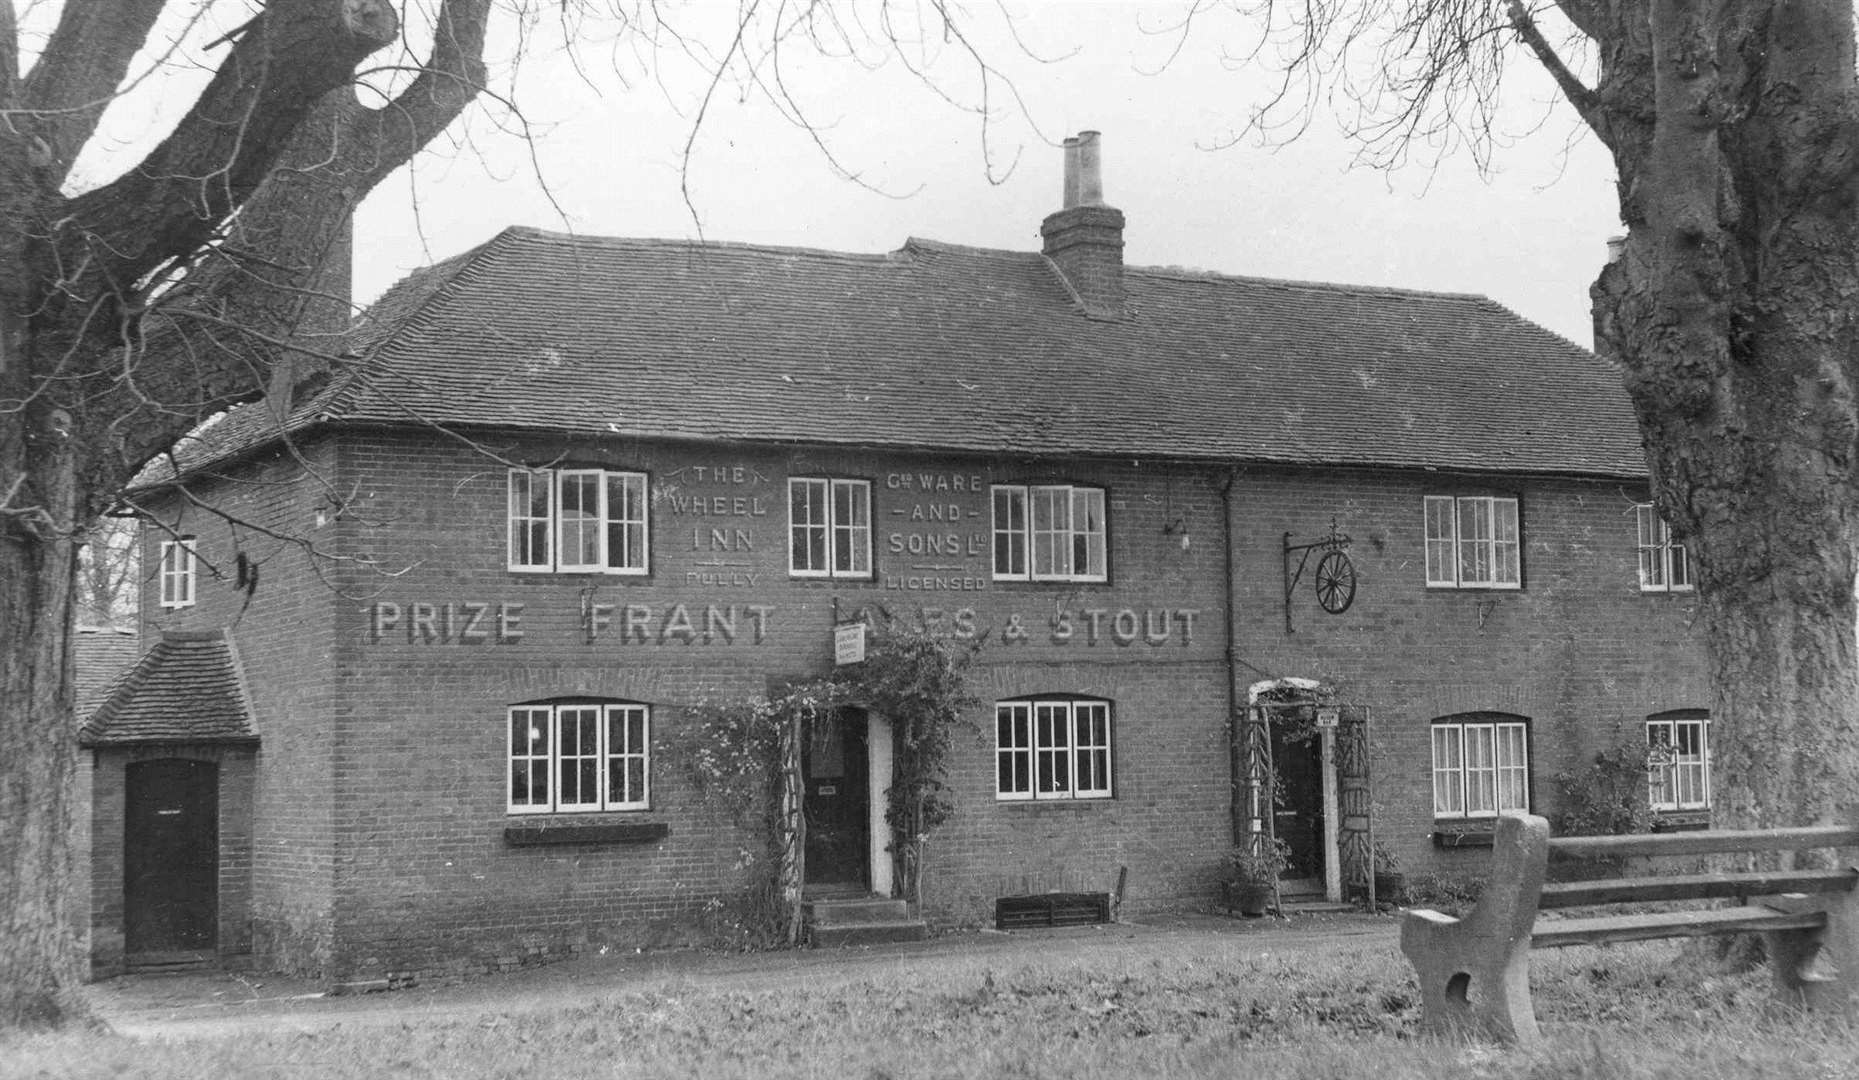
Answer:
79, 630, 258, 746
155, 226, 1647, 481
73, 626, 139, 719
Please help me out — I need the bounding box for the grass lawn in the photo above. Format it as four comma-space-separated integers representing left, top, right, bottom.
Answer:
6, 922, 1858, 1079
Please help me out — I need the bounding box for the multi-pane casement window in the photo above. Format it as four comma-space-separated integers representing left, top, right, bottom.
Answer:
996, 698, 1113, 801
508, 701, 650, 814
1635, 504, 1693, 592
789, 477, 871, 578
157, 537, 197, 609
1424, 495, 1522, 589
507, 468, 649, 574
991, 484, 1108, 582
1647, 711, 1711, 812
1431, 714, 1530, 818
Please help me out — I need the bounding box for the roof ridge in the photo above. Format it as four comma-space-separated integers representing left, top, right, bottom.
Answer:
495, 225, 904, 265
1127, 263, 1491, 303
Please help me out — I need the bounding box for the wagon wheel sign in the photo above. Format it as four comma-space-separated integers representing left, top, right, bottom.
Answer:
1314, 550, 1357, 614
1283, 521, 1357, 633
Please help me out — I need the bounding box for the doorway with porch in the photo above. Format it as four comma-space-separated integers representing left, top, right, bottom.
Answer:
1240, 682, 1376, 906
803, 707, 871, 895
123, 757, 219, 965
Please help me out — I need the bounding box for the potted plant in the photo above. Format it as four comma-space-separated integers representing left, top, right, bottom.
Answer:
1227, 837, 1290, 917
1372, 841, 1407, 906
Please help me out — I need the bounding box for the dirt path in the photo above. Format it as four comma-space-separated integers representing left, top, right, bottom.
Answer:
90, 911, 1394, 1041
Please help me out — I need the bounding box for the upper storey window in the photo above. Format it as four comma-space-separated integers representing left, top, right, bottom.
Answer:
1636, 504, 1693, 592
789, 478, 871, 578
992, 485, 1107, 582
508, 469, 649, 574
1424, 495, 1521, 589
158, 537, 197, 609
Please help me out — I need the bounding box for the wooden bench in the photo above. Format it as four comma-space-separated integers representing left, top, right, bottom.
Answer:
1400, 813, 1859, 1045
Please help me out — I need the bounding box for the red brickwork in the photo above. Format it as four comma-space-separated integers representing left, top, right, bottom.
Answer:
123, 431, 1705, 982
1226, 466, 1708, 877
136, 440, 342, 974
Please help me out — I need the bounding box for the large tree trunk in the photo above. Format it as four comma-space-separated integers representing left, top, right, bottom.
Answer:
0, 308, 90, 1030
1585, 0, 1859, 833
0, 0, 487, 1031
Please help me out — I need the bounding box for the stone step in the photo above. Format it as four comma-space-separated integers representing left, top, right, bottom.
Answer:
1281, 899, 1357, 914
806, 897, 912, 927
810, 920, 930, 948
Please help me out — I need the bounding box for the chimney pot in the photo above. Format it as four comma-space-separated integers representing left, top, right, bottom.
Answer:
1041, 130, 1125, 320
1062, 137, 1082, 209
1077, 130, 1104, 207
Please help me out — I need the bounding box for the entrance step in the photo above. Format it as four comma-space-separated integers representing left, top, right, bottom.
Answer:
1279, 898, 1357, 914
805, 896, 929, 947
1274, 877, 1353, 913
124, 951, 214, 973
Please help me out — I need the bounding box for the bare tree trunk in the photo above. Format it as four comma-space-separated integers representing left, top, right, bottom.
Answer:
1574, 0, 1859, 834
0, 0, 488, 1031
0, 406, 89, 1029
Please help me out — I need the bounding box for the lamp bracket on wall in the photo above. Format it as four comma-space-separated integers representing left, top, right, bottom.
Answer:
1283, 520, 1356, 633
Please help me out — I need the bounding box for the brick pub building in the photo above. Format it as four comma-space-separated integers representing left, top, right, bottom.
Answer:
83, 134, 1709, 983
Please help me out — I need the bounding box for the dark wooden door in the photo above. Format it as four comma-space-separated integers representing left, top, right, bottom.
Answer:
803, 709, 869, 889
1270, 727, 1325, 880
125, 758, 218, 955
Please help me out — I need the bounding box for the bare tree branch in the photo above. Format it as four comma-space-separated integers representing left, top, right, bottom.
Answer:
16, 0, 168, 183
59, 0, 401, 298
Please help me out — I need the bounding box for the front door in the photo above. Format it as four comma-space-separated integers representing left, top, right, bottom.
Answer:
804, 709, 869, 890
1270, 721, 1326, 881
124, 758, 219, 957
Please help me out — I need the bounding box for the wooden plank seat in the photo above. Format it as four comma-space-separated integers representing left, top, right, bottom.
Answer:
1400, 813, 1859, 1045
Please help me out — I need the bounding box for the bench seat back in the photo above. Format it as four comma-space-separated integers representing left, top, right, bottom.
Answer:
1540, 868, 1859, 909
1548, 826, 1859, 861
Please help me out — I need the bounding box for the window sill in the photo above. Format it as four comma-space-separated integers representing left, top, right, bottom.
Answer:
1432, 820, 1497, 847
503, 821, 670, 847
996, 797, 1114, 810
1651, 811, 1711, 832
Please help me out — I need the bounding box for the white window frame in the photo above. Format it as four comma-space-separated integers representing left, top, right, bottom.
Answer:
158, 536, 197, 609
995, 698, 1113, 801
1431, 716, 1529, 818
1636, 504, 1693, 592
507, 702, 651, 815
788, 477, 871, 578
1424, 495, 1521, 589
991, 484, 1107, 582
505, 468, 649, 575
1647, 712, 1711, 812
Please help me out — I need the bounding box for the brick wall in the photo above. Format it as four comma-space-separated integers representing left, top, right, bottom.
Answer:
138, 440, 342, 974
126, 427, 1705, 981
1225, 465, 1708, 877
303, 434, 1231, 978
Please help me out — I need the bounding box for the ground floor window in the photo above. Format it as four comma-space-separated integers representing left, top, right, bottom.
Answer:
1647, 710, 1710, 811
1431, 714, 1529, 818
997, 698, 1112, 801
508, 701, 649, 813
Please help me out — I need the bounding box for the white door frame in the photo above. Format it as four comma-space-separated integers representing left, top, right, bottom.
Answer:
866, 713, 894, 897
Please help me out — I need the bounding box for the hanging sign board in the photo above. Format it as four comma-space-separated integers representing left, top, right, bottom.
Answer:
1315, 708, 1340, 729
834, 622, 867, 666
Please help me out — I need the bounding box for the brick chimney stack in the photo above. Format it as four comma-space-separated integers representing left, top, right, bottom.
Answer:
1041, 130, 1125, 320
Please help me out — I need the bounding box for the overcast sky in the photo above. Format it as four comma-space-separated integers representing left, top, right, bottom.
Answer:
81, 1, 1623, 347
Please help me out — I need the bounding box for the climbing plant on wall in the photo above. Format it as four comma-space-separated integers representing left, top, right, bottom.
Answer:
837, 622, 982, 908
677, 617, 980, 944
